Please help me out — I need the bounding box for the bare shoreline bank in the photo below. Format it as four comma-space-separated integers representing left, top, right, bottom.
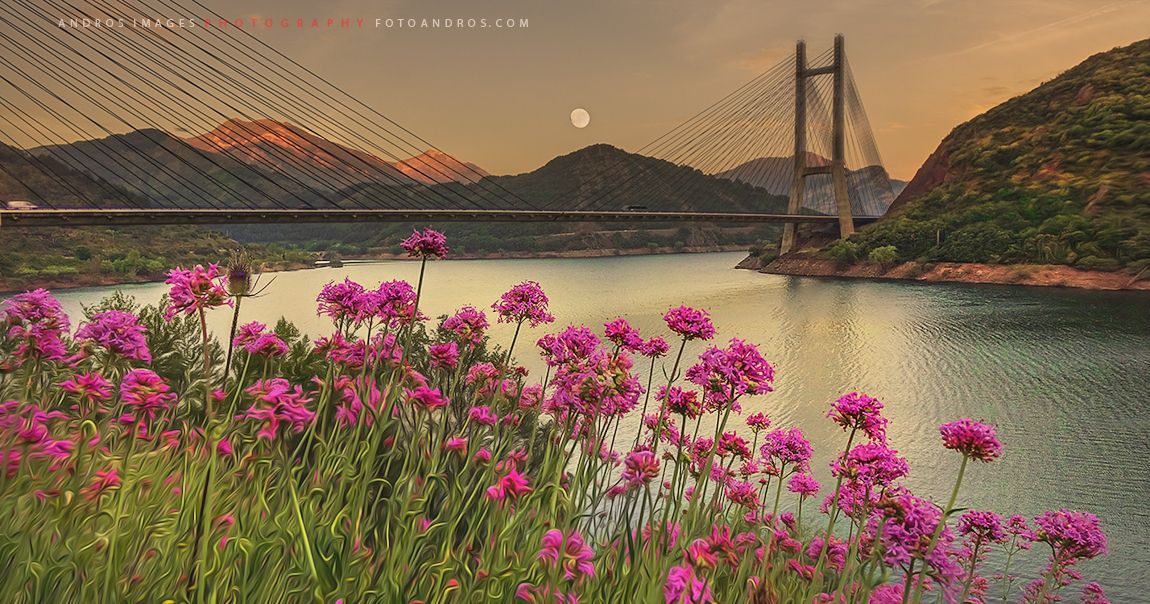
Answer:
739, 254, 1150, 291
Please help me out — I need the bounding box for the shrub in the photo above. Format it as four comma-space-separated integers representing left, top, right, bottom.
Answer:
1075, 255, 1122, 271
868, 245, 899, 269
825, 239, 861, 266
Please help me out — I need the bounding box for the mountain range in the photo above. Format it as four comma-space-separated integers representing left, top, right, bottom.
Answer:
16, 120, 488, 210
6, 118, 893, 215
2, 127, 802, 219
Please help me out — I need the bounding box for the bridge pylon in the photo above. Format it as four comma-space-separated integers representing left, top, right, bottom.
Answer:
780, 34, 854, 254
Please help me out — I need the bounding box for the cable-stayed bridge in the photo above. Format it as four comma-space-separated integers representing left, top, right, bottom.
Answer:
0, 0, 895, 250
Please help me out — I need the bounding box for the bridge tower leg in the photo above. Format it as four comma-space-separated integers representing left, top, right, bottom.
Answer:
779, 40, 806, 255
779, 34, 854, 255
830, 35, 854, 241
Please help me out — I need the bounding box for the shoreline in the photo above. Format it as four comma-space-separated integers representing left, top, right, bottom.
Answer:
0, 245, 749, 294
740, 254, 1150, 291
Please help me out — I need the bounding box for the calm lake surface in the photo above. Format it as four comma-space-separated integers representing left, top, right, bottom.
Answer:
52, 252, 1150, 600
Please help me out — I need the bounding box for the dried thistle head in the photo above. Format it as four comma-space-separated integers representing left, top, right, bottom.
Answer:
226, 249, 256, 297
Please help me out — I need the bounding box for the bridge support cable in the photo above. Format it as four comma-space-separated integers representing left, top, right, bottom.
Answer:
555, 49, 830, 215
2, 0, 462, 212
537, 55, 797, 212
1, 0, 540, 214
576, 59, 803, 213
0, 16, 894, 229
156, 0, 538, 212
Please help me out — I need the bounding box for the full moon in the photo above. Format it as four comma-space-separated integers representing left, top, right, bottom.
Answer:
570, 108, 590, 128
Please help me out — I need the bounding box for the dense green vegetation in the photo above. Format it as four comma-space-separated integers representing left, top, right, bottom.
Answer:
0, 226, 310, 291
829, 38, 1150, 270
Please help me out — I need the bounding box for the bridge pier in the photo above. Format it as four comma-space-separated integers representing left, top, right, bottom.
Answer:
780, 34, 854, 255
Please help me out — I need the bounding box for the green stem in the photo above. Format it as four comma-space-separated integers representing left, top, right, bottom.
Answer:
910, 455, 969, 604
101, 430, 138, 602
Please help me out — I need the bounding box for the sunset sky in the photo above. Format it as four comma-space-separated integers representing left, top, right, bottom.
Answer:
7, 0, 1150, 179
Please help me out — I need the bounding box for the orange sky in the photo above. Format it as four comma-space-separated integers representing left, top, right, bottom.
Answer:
5, 0, 1149, 179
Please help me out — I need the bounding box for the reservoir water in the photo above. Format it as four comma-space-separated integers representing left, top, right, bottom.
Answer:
50, 252, 1150, 600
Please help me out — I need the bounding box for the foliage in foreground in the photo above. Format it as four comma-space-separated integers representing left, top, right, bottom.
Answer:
0, 230, 1113, 603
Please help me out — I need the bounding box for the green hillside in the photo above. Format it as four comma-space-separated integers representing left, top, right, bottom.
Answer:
846, 38, 1150, 270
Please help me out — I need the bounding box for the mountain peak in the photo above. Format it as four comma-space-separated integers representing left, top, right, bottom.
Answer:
393, 149, 489, 184
182, 119, 487, 186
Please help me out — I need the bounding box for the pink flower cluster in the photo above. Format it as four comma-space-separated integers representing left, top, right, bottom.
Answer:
120, 368, 177, 423
827, 391, 887, 443
492, 281, 555, 327
75, 310, 152, 363
238, 378, 315, 440
662, 305, 715, 341
233, 322, 288, 357
939, 418, 1003, 462
441, 306, 489, 346
538, 529, 595, 582
165, 264, 231, 319
400, 227, 449, 259
2, 289, 70, 362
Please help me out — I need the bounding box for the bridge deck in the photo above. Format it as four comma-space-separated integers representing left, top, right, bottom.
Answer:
0, 209, 880, 227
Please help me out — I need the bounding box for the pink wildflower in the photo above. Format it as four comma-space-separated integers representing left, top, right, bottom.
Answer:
243, 331, 288, 357
406, 386, 448, 411
232, 321, 266, 349
371, 280, 420, 327
759, 427, 813, 474
746, 412, 771, 432
939, 418, 1003, 462
485, 467, 532, 504
1, 289, 69, 362
400, 227, 449, 259
238, 379, 315, 440
662, 305, 715, 341
75, 310, 151, 362
444, 436, 468, 453
638, 336, 670, 357
538, 529, 595, 583
468, 405, 498, 426
603, 317, 642, 351
959, 510, 1007, 543
60, 372, 112, 404
492, 281, 554, 327
788, 473, 821, 497
441, 306, 489, 346
685, 338, 775, 408
1081, 582, 1110, 604
316, 279, 367, 323
119, 369, 177, 422
621, 450, 660, 487
428, 341, 459, 369
664, 563, 713, 603
164, 264, 231, 319
827, 392, 887, 443
658, 386, 703, 419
